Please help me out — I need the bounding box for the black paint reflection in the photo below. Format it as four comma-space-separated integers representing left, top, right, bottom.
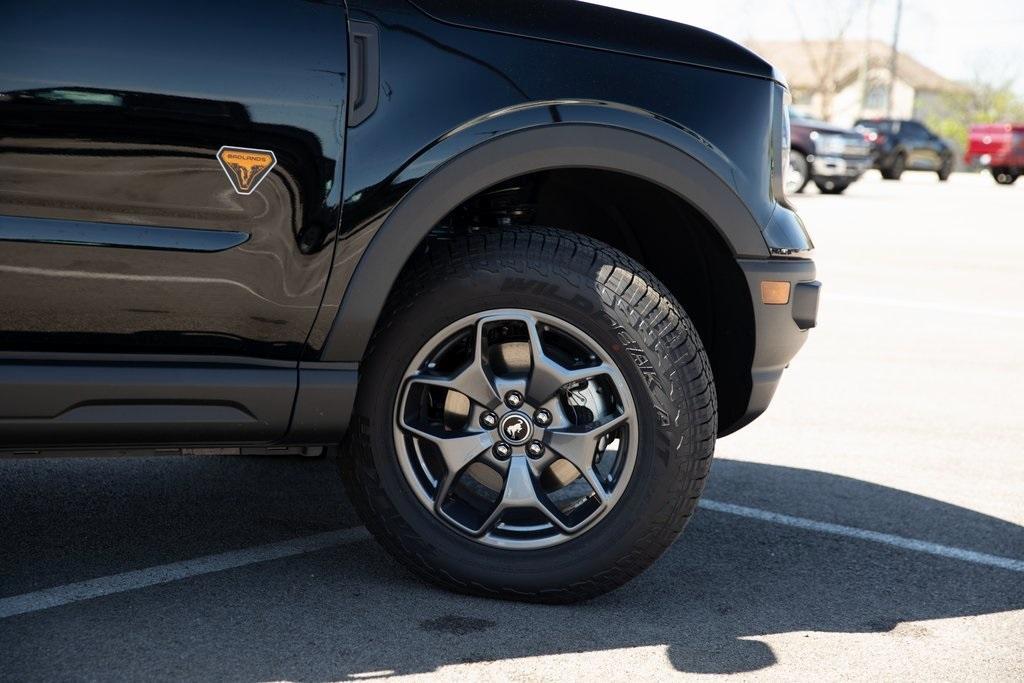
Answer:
0, 0, 349, 359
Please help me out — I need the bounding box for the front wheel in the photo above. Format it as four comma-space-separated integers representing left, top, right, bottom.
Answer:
786, 152, 811, 194
341, 228, 717, 603
881, 153, 905, 180
938, 159, 953, 181
993, 168, 1019, 185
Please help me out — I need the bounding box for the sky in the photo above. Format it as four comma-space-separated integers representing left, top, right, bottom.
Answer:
582, 0, 1024, 94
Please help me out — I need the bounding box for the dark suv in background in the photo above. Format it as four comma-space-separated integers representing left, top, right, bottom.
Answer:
856, 118, 954, 181
787, 110, 873, 194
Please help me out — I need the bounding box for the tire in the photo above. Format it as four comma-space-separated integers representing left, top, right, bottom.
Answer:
938, 159, 953, 181
786, 152, 810, 194
881, 153, 905, 180
814, 178, 850, 194
993, 168, 1018, 185
341, 227, 717, 603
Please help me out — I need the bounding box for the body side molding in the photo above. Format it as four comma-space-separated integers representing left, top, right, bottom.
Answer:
0, 358, 294, 448
283, 362, 358, 444
0, 215, 249, 253
0, 356, 359, 451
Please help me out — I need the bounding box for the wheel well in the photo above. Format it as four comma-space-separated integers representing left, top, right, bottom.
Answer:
417, 168, 756, 434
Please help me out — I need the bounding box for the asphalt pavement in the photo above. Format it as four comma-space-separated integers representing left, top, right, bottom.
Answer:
2, 171, 1022, 681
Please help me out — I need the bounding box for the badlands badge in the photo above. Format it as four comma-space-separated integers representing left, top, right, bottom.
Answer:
216, 146, 277, 195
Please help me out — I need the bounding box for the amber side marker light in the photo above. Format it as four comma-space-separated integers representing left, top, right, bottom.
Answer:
761, 280, 791, 305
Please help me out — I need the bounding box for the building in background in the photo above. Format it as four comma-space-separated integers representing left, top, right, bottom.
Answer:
749, 40, 960, 126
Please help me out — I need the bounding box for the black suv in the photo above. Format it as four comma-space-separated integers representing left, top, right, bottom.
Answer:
0, 0, 818, 602
855, 118, 955, 181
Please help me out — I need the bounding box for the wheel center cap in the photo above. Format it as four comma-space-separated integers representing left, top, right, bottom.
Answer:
498, 412, 533, 445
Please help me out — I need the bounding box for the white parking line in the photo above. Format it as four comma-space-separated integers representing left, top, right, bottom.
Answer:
0, 527, 371, 619
829, 293, 1024, 320
701, 499, 1024, 573
3, 499, 1022, 620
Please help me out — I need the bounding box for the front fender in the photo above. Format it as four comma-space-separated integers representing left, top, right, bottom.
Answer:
310, 101, 771, 362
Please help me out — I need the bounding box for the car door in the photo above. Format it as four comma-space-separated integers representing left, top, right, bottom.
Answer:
0, 0, 349, 447
901, 121, 939, 170
921, 125, 948, 169
0, 0, 348, 360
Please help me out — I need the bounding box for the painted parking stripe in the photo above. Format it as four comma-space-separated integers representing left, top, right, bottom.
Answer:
4, 499, 1023, 620
0, 527, 371, 620
701, 499, 1024, 573
829, 293, 1024, 320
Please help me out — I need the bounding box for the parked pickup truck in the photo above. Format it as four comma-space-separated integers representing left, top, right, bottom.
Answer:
965, 123, 1024, 185
787, 110, 873, 195
0, 0, 819, 602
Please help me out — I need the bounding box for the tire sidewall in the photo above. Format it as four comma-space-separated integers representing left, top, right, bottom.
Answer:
892, 153, 905, 178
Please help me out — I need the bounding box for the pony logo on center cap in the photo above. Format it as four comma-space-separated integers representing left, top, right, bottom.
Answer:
499, 413, 533, 445
216, 146, 277, 195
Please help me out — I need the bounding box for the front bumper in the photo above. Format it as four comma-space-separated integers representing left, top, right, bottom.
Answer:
725, 258, 820, 435
969, 153, 1024, 169
811, 154, 871, 179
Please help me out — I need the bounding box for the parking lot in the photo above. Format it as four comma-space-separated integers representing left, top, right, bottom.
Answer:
2, 171, 1022, 681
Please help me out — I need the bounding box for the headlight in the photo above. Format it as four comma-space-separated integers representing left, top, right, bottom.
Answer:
810, 131, 847, 155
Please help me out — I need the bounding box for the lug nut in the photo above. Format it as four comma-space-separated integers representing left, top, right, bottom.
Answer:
492, 442, 512, 460
533, 408, 552, 427
526, 440, 545, 459
480, 411, 498, 429
504, 390, 524, 409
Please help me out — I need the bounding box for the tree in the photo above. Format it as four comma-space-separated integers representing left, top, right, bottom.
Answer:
790, 0, 863, 121
923, 73, 1024, 157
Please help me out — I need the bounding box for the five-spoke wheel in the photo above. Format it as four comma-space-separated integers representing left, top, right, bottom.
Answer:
395, 310, 637, 549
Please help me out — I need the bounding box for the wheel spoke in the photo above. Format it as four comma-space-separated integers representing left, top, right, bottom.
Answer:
405, 318, 501, 409
398, 420, 492, 481
522, 315, 613, 404
544, 412, 629, 501
477, 457, 571, 535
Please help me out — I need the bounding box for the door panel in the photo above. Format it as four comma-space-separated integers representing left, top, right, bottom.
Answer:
0, 0, 348, 359
901, 122, 938, 170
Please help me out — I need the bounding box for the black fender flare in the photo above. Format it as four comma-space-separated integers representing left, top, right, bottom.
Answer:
320, 123, 769, 361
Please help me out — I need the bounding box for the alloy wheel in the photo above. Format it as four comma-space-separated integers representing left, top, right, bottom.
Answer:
393, 309, 638, 550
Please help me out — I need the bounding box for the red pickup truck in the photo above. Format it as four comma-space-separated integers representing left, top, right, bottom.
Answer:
965, 123, 1024, 185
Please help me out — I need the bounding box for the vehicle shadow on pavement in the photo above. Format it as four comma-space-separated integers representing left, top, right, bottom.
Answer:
2, 455, 1023, 679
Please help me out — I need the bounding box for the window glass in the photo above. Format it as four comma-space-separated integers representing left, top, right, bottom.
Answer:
865, 84, 888, 111
903, 122, 928, 139
856, 120, 893, 133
